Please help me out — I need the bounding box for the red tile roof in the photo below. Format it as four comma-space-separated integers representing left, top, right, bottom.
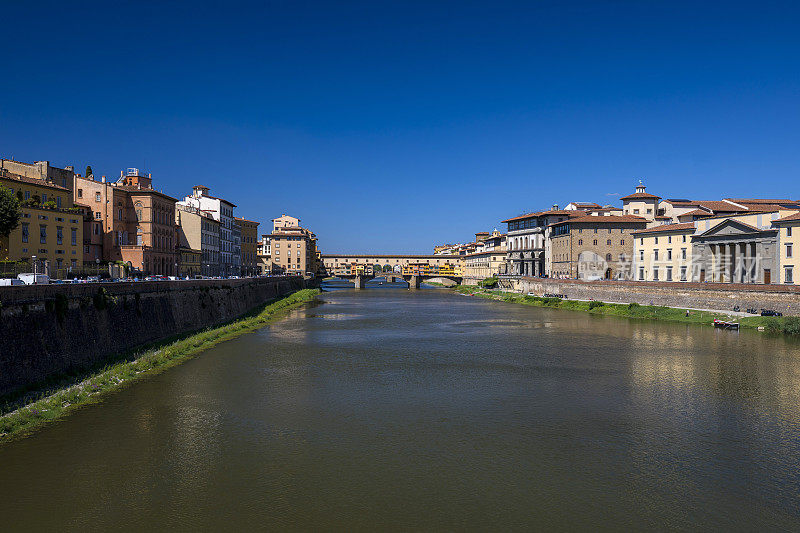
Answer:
772, 211, 800, 224
633, 222, 696, 234
501, 210, 585, 223
554, 215, 649, 225
620, 192, 661, 201
680, 208, 713, 217
0, 171, 70, 192
726, 198, 798, 204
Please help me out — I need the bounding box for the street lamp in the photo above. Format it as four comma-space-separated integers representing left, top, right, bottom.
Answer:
31, 255, 37, 276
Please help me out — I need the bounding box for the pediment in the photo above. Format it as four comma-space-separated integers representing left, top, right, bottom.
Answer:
697, 219, 771, 238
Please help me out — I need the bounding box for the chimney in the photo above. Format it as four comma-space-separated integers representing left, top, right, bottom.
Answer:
552, 204, 559, 211
101, 175, 106, 183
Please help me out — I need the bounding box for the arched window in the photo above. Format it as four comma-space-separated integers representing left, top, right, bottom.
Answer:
606, 253, 612, 262
135, 201, 143, 221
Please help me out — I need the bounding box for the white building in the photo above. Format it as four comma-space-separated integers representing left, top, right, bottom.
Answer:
178, 185, 239, 276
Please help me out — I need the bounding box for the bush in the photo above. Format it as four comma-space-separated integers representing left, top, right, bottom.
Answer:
627, 302, 640, 310
478, 276, 498, 288
588, 300, 604, 310
784, 317, 800, 336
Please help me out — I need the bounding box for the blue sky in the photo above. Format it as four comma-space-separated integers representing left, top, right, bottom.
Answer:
1, 1, 799, 253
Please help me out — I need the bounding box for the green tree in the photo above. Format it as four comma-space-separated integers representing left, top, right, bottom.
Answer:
0, 186, 22, 239
85, 165, 93, 178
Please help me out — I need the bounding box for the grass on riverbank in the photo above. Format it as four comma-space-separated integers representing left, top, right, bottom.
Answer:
452, 285, 800, 335
0, 288, 320, 443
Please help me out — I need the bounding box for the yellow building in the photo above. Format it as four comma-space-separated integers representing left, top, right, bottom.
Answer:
773, 212, 800, 284
632, 223, 696, 282
0, 169, 83, 276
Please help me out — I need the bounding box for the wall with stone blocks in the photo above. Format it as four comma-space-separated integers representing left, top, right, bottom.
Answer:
501, 277, 800, 316
0, 277, 305, 398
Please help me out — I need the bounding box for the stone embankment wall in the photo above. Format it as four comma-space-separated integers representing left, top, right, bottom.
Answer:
0, 277, 305, 397
501, 277, 800, 316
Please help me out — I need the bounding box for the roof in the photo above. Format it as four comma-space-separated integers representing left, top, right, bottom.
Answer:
0, 171, 70, 192
772, 211, 800, 224
680, 208, 713, 217
115, 185, 178, 202
726, 198, 797, 204
203, 194, 236, 207
619, 192, 661, 201
501, 210, 584, 223
553, 215, 649, 225
633, 222, 696, 235
568, 202, 602, 208
234, 216, 260, 225
696, 200, 748, 212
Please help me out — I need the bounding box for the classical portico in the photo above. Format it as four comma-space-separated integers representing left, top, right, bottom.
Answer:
691, 219, 778, 284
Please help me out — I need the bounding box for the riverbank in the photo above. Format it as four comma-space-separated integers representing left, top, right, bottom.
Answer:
453, 285, 800, 336
0, 288, 321, 443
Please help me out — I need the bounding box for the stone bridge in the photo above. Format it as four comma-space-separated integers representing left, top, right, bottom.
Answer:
335, 272, 462, 289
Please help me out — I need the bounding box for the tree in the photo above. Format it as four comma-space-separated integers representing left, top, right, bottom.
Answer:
85, 165, 93, 178
0, 186, 22, 238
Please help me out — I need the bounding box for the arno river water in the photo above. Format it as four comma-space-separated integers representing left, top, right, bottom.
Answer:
3, 280, 800, 530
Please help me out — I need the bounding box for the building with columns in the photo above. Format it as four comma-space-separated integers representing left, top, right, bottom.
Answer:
502, 208, 577, 277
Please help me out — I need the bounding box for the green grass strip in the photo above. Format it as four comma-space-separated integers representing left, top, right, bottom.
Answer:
453, 285, 800, 336
0, 288, 320, 443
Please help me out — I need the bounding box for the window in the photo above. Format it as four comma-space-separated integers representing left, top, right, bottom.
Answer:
620, 240, 625, 245
118, 208, 123, 220
78, 189, 83, 198
640, 238, 644, 245
667, 249, 672, 260
57, 226, 63, 245
25, 190, 30, 200
681, 248, 687, 260
654, 250, 659, 261
633, 209, 640, 214
787, 244, 793, 258
653, 267, 659, 281
668, 236, 672, 243
640, 250, 644, 261
682, 235, 687, 243
593, 240, 597, 246
606, 253, 612, 262
40, 224, 47, 244
666, 266, 673, 281
647, 208, 652, 214
639, 267, 645, 280
607, 239, 611, 245
71, 228, 77, 246
680, 266, 687, 281
787, 267, 794, 284
21, 222, 29, 243
95, 212, 101, 219
95, 192, 101, 202
42, 194, 47, 203
578, 239, 583, 245
787, 227, 792, 237
654, 237, 658, 244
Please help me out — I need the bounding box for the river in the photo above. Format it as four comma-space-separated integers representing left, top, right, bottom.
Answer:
2, 280, 800, 530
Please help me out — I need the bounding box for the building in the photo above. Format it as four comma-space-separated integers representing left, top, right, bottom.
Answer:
177, 247, 201, 278
621, 183, 661, 224
773, 212, 800, 284
502, 207, 578, 277
74, 168, 178, 275
176, 203, 220, 277
463, 232, 507, 282
321, 254, 463, 276
631, 223, 696, 282
178, 186, 238, 276
548, 215, 648, 279
0, 168, 83, 275
633, 209, 800, 285
264, 214, 319, 276
235, 217, 260, 276
1, 159, 76, 192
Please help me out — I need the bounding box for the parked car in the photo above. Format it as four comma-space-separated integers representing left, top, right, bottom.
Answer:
0, 278, 25, 286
